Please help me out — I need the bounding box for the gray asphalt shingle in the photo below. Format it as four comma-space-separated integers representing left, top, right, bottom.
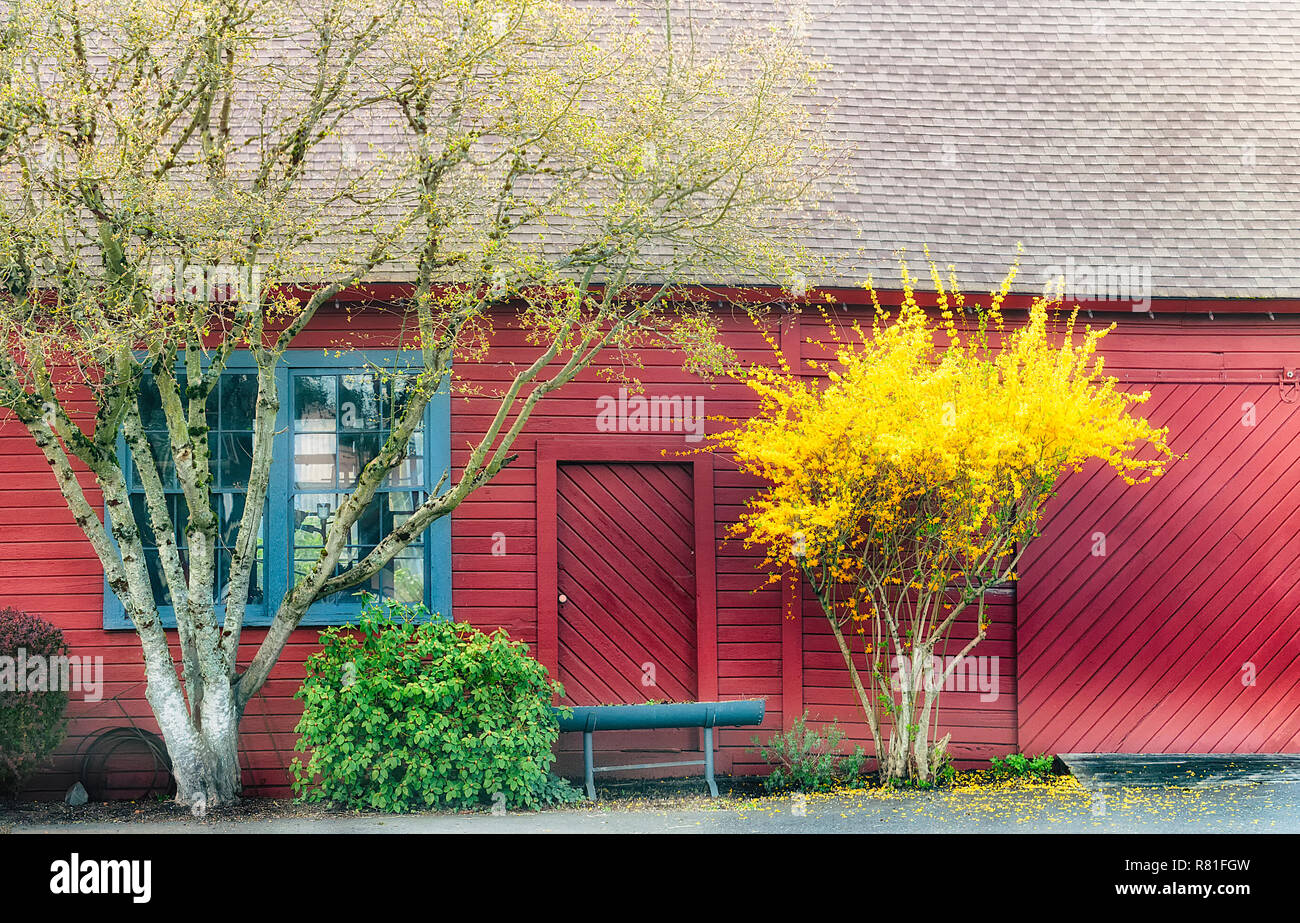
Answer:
781, 0, 1300, 297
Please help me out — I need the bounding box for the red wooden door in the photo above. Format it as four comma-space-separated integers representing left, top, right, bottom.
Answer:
555, 462, 698, 705
1019, 382, 1300, 754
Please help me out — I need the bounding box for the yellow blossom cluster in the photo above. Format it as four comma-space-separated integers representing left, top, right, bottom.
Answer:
714, 256, 1173, 591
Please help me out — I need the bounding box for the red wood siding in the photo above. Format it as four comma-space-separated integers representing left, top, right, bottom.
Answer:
1019, 380, 1300, 754
5, 307, 1300, 799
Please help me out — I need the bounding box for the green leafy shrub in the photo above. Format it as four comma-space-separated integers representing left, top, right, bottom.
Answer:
751, 713, 866, 792
0, 607, 70, 802
990, 752, 1055, 780
291, 600, 578, 812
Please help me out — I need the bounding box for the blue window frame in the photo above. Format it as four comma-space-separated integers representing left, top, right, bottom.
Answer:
103, 351, 451, 629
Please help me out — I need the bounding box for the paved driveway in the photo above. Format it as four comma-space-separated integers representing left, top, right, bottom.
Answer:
11, 772, 1300, 833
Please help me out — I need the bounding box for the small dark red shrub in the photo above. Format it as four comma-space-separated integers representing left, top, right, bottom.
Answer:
0, 607, 70, 801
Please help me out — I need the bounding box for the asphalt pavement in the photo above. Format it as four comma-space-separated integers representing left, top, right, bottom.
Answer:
11, 767, 1300, 833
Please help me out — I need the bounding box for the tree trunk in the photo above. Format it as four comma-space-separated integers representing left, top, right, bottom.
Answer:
823, 608, 887, 780
141, 644, 242, 810
156, 708, 242, 810
913, 671, 936, 783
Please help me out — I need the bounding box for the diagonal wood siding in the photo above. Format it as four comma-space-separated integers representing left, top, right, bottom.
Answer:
1019, 382, 1300, 754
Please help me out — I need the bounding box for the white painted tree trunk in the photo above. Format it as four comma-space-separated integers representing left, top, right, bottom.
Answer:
150, 682, 242, 807
134, 620, 241, 807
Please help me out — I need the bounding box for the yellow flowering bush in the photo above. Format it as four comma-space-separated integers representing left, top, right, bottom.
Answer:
712, 255, 1175, 783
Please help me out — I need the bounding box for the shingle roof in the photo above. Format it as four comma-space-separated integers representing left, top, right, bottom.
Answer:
789, 0, 1300, 298
11, 1, 1295, 300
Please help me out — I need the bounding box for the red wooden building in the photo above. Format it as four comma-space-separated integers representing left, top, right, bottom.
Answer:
3, 0, 1299, 796
6, 298, 1300, 797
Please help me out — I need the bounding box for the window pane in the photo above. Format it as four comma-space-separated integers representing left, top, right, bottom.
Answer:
204, 379, 219, 431
389, 553, 424, 605
348, 497, 382, 548
220, 374, 258, 431
383, 490, 425, 535
318, 556, 384, 605
144, 549, 171, 607
293, 493, 337, 557
136, 372, 214, 431
384, 432, 424, 487
338, 433, 381, 488
137, 377, 168, 432
339, 374, 382, 431
129, 493, 157, 548
216, 492, 243, 548
294, 546, 322, 583
216, 547, 263, 605
169, 494, 189, 550
294, 433, 337, 488
214, 552, 224, 603
294, 375, 336, 433
217, 433, 254, 488
146, 431, 178, 489
388, 374, 421, 427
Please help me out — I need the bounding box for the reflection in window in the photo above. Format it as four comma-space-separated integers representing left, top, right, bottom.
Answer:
291, 372, 426, 606
127, 373, 265, 608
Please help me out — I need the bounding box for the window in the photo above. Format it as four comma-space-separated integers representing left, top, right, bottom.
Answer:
104, 352, 451, 629
290, 371, 429, 615
126, 372, 266, 612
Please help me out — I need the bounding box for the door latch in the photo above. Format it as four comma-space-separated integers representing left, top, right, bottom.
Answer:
1282, 368, 1298, 403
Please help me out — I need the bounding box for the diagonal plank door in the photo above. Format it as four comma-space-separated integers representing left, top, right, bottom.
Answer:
556, 462, 698, 705
1019, 382, 1300, 754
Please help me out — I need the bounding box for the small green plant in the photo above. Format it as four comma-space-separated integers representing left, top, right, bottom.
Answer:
930, 749, 956, 786
751, 713, 866, 792
990, 752, 1055, 780
291, 599, 579, 812
840, 745, 866, 782
0, 607, 69, 803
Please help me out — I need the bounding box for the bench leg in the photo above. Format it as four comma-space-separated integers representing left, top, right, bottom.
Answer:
583, 730, 596, 801
704, 726, 718, 798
